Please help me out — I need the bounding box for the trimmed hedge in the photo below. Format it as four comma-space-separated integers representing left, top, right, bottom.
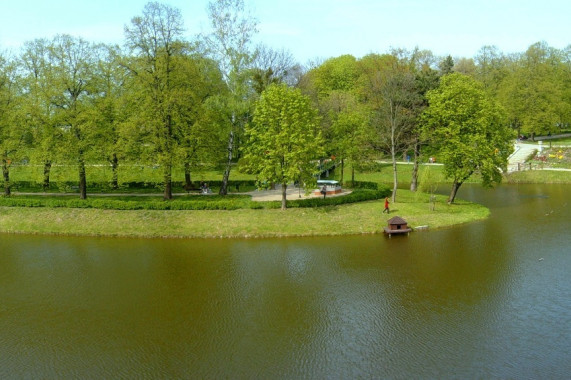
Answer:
343, 181, 379, 190
10, 180, 259, 193
254, 188, 390, 209
0, 187, 390, 211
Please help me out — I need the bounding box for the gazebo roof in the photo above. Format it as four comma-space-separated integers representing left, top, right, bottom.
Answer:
387, 216, 408, 225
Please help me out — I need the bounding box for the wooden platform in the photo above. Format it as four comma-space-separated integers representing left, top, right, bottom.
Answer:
384, 227, 412, 237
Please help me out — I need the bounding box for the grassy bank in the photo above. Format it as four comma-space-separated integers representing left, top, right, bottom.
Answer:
0, 190, 489, 239
505, 170, 571, 184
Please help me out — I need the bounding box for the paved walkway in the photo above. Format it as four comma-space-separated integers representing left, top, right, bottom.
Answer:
507, 140, 571, 172
507, 141, 538, 172
13, 186, 353, 202
245, 186, 352, 202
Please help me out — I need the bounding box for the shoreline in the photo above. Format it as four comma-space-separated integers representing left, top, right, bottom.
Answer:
0, 192, 490, 239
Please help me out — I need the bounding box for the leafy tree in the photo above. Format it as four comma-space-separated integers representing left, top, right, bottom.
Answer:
88, 44, 131, 189
560, 45, 571, 129
176, 55, 227, 189
497, 42, 566, 139
422, 73, 513, 204
124, 2, 187, 199
410, 64, 439, 191
438, 55, 454, 75
48, 34, 99, 199
328, 94, 370, 183
389, 48, 440, 192
454, 57, 476, 76
0, 53, 25, 196
19, 39, 62, 189
308, 54, 360, 100
205, 0, 257, 195
359, 53, 422, 202
241, 83, 324, 210
300, 55, 367, 183
474, 45, 508, 95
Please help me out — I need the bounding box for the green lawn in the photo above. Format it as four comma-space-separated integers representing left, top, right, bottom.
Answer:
0, 161, 495, 238
505, 170, 571, 183
0, 190, 489, 239
10, 163, 256, 184
331, 162, 481, 185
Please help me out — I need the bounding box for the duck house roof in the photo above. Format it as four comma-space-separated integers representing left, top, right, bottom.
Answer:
387, 216, 408, 225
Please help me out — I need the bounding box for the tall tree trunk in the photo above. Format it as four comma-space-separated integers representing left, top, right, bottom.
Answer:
78, 156, 87, 200
340, 158, 345, 184
43, 160, 51, 190
448, 179, 462, 204
410, 137, 420, 192
184, 161, 192, 189
163, 164, 173, 200
2, 158, 11, 197
281, 182, 287, 210
391, 131, 398, 203
111, 153, 119, 190
220, 130, 234, 196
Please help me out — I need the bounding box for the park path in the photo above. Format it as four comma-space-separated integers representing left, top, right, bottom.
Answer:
13, 186, 352, 202
242, 186, 351, 202
507, 141, 538, 172
507, 137, 571, 173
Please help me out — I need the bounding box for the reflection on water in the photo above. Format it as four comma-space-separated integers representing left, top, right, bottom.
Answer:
0, 184, 570, 378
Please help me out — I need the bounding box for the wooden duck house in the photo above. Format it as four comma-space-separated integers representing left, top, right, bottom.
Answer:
384, 216, 412, 237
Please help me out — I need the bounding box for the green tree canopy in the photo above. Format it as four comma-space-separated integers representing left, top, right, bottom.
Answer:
497, 42, 567, 139
422, 73, 514, 204
241, 83, 324, 209
0, 53, 24, 196
124, 2, 187, 199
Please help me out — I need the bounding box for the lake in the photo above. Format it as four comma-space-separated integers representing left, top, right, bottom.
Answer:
1, 184, 570, 379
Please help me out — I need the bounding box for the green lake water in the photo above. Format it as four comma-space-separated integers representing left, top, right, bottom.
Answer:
1, 184, 570, 378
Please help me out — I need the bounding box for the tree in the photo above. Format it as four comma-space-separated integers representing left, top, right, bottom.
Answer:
300, 55, 366, 183
474, 45, 508, 95
328, 96, 370, 184
88, 44, 130, 189
19, 39, 61, 190
359, 54, 421, 202
0, 53, 24, 196
176, 54, 227, 189
48, 34, 98, 199
205, 0, 257, 195
410, 64, 439, 192
422, 73, 513, 204
388, 48, 440, 192
241, 83, 324, 210
124, 2, 187, 200
497, 42, 566, 139
438, 55, 454, 75
251, 45, 297, 94
416, 165, 443, 211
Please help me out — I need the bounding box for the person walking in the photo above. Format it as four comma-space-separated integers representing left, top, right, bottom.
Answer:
383, 197, 390, 214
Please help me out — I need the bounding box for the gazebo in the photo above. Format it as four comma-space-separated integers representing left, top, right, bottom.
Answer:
384, 216, 412, 237
313, 180, 342, 196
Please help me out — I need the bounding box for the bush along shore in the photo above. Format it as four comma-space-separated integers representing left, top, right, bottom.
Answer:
1, 188, 387, 210
0, 187, 489, 239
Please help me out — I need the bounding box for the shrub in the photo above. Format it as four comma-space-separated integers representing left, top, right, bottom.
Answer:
11, 179, 259, 194
1, 186, 389, 211
343, 181, 379, 190
249, 188, 390, 209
